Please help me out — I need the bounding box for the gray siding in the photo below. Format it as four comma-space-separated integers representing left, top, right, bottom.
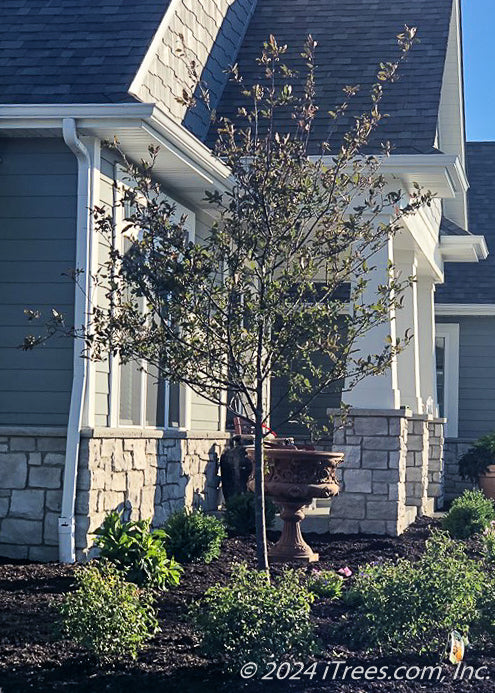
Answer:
0, 138, 77, 425
437, 315, 495, 439
93, 152, 114, 427
190, 211, 224, 431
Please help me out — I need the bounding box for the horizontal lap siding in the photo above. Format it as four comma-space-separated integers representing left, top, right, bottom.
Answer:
0, 138, 77, 425
93, 153, 115, 427
437, 315, 495, 439
190, 212, 223, 431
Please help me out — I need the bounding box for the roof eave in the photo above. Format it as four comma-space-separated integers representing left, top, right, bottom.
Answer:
0, 103, 232, 207
440, 234, 489, 263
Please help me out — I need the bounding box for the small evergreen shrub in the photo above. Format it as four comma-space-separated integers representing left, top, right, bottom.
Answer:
224, 492, 276, 535
163, 508, 226, 564
307, 568, 344, 600
442, 489, 495, 539
344, 531, 484, 655
189, 563, 316, 672
94, 511, 182, 589
59, 562, 158, 663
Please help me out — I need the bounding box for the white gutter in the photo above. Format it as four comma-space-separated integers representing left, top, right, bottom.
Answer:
59, 118, 93, 563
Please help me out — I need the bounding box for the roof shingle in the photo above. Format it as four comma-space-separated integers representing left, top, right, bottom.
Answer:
436, 142, 495, 304
209, 0, 454, 154
0, 0, 169, 104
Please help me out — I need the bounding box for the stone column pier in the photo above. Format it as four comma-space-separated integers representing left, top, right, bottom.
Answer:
328, 408, 410, 536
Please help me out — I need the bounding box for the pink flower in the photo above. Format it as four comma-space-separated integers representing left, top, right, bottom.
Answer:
338, 566, 352, 577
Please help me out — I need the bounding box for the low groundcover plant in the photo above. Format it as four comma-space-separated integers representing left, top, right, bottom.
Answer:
307, 568, 344, 600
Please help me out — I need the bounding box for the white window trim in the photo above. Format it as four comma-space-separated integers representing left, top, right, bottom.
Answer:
435, 323, 459, 438
107, 163, 194, 431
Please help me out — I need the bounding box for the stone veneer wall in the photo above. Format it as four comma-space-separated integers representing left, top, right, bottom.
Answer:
405, 416, 429, 514
0, 427, 229, 561
329, 410, 410, 536
443, 438, 475, 502
328, 409, 445, 536
428, 419, 445, 509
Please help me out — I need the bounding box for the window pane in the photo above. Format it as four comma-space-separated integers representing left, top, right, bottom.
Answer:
119, 360, 142, 425
435, 336, 446, 418
146, 363, 166, 427
168, 383, 180, 428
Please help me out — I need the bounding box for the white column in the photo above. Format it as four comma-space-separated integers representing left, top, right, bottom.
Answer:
343, 237, 401, 410
394, 251, 423, 414
417, 276, 437, 413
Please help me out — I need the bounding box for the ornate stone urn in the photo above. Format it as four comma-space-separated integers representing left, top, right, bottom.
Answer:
247, 446, 343, 562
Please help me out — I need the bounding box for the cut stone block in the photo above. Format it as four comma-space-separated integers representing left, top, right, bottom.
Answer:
0, 453, 28, 489
1, 518, 42, 545
10, 489, 45, 520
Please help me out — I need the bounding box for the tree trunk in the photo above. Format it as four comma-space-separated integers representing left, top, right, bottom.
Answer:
254, 411, 270, 578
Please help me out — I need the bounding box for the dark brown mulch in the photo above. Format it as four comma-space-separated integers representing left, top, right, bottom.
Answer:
1, 517, 495, 693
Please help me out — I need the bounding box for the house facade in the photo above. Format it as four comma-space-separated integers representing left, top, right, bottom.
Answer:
435, 142, 495, 501
0, 0, 487, 561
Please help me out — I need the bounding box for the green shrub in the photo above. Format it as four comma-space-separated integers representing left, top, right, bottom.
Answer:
344, 531, 484, 655
59, 562, 158, 663
163, 508, 226, 564
189, 563, 316, 672
458, 445, 494, 484
307, 568, 344, 600
442, 489, 495, 539
94, 511, 182, 589
481, 522, 495, 564
224, 492, 276, 535
474, 574, 495, 642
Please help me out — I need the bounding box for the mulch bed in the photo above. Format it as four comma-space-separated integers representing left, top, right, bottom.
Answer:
1, 517, 495, 692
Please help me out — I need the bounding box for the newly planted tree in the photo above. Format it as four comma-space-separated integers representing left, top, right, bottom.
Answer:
24, 28, 430, 574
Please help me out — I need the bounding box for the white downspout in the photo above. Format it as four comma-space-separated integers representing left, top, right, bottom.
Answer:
59, 118, 92, 563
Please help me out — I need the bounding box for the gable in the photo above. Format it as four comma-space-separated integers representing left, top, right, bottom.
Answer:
209, 0, 454, 154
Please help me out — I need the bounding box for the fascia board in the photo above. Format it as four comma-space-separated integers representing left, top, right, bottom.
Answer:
319, 154, 468, 198
0, 103, 155, 121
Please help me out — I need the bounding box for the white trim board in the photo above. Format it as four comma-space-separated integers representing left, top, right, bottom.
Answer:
436, 304, 495, 316
435, 323, 459, 438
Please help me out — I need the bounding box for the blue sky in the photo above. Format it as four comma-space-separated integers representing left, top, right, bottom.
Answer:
462, 0, 495, 141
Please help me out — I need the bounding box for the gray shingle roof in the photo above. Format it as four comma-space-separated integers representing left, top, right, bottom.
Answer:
0, 0, 169, 104
209, 0, 454, 154
436, 142, 495, 304
440, 217, 471, 237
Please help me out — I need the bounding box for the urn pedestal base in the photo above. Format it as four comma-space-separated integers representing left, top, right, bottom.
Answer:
270, 501, 318, 563
247, 447, 343, 564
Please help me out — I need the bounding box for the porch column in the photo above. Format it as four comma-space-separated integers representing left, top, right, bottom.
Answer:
394, 251, 423, 414
343, 237, 401, 410
416, 276, 437, 412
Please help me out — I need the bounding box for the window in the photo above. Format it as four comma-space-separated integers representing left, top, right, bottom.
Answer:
110, 167, 195, 429
435, 323, 459, 438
